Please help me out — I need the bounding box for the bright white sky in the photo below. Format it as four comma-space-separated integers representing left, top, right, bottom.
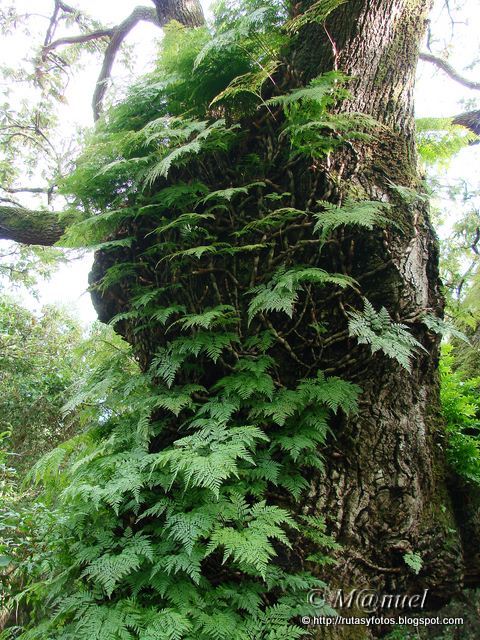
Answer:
2, 0, 480, 326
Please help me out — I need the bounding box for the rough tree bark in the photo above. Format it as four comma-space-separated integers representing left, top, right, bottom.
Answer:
151, 0, 204, 28
290, 0, 480, 627
293, 0, 465, 599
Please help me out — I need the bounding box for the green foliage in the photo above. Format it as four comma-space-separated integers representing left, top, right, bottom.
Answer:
194, 5, 286, 80
416, 117, 478, 166
300, 515, 341, 565
4, 1, 480, 638
0, 297, 83, 471
143, 118, 238, 185
0, 305, 120, 629
0, 430, 51, 623
434, 186, 480, 335
265, 72, 381, 159
209, 61, 279, 110
384, 629, 416, 640
348, 299, 426, 370
3, 314, 355, 637
440, 344, 480, 484
285, 0, 348, 34
0, 245, 64, 293
422, 313, 470, 344
313, 199, 391, 241
248, 267, 354, 321
403, 551, 423, 575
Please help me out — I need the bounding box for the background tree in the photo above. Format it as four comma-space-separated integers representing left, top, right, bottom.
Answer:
0, 297, 82, 470
0, 310, 133, 631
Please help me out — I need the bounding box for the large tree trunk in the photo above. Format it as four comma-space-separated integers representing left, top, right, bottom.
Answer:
152, 0, 204, 27
88, 0, 480, 636
293, 0, 468, 606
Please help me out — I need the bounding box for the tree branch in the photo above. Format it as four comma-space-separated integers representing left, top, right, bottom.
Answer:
92, 6, 160, 121
44, 28, 114, 50
419, 52, 480, 91
43, 1, 61, 47
452, 110, 480, 136
2, 187, 54, 194
57, 1, 83, 15
41, 6, 161, 120
43, 0, 90, 48
0, 206, 66, 246
3, 0, 207, 251
152, 0, 205, 28
41, 1, 206, 121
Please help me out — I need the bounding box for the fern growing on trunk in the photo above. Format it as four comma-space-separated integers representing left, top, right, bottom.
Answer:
2, 2, 433, 638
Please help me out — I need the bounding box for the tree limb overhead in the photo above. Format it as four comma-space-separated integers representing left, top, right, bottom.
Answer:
0, 206, 66, 246
1, 0, 208, 250
42, 6, 161, 120
419, 52, 480, 91
152, 0, 205, 28
44, 27, 115, 50
453, 110, 480, 137
92, 7, 161, 121
42, 1, 205, 121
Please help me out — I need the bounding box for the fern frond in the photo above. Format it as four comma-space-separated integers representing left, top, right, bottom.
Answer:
149, 424, 266, 497
265, 71, 347, 109
247, 266, 354, 321
171, 305, 237, 331
200, 181, 265, 203
285, 0, 347, 33
422, 313, 470, 343
314, 199, 390, 238
149, 212, 214, 236
416, 116, 479, 166
194, 8, 278, 69
82, 533, 153, 597
348, 299, 426, 370
235, 207, 306, 236
210, 62, 278, 108
142, 608, 192, 639
214, 356, 275, 400
143, 119, 237, 184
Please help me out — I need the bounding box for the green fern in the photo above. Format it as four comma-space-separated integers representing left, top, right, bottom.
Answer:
172, 305, 238, 331
144, 119, 238, 184
151, 332, 240, 386
403, 551, 423, 575
416, 116, 479, 166
209, 62, 279, 110
265, 71, 347, 110
313, 199, 391, 239
348, 299, 426, 370
149, 424, 268, 497
200, 181, 265, 203
248, 266, 354, 321
194, 7, 282, 70
422, 313, 470, 344
285, 0, 348, 33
